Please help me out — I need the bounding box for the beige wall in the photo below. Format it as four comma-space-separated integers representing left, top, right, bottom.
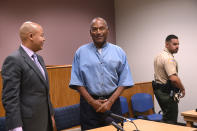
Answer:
115, 0, 197, 123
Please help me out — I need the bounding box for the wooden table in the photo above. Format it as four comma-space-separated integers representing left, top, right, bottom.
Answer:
88, 119, 197, 131
181, 110, 197, 127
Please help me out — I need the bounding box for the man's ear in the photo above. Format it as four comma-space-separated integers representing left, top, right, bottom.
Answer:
165, 42, 169, 48
27, 32, 33, 41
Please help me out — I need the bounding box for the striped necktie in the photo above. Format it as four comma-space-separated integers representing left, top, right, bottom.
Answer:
32, 54, 46, 79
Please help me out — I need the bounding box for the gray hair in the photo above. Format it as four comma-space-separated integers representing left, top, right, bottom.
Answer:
90, 17, 108, 29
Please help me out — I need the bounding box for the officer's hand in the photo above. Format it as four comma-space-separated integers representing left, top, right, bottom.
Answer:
96, 100, 113, 113
180, 89, 185, 98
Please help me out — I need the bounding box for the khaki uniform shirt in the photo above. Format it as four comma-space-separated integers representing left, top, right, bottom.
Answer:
154, 48, 178, 84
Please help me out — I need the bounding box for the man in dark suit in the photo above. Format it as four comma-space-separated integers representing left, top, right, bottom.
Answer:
1, 21, 56, 131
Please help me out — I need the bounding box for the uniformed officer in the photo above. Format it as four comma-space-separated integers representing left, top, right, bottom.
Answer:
153, 34, 185, 124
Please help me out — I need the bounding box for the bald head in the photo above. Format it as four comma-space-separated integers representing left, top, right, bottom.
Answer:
19, 21, 41, 42
19, 21, 45, 52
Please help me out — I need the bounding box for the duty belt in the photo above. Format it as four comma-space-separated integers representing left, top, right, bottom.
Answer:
152, 80, 171, 93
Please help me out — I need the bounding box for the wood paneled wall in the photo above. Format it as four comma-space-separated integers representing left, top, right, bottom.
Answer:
0, 65, 154, 117
47, 65, 80, 108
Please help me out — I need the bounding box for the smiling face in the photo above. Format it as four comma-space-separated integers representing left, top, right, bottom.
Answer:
31, 25, 45, 52
90, 18, 109, 48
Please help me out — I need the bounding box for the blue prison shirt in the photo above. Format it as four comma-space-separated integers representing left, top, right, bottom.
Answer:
69, 42, 134, 96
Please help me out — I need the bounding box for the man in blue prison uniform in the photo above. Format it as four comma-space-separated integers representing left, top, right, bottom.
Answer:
69, 17, 134, 130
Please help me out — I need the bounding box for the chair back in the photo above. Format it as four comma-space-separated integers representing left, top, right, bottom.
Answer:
54, 104, 80, 130
131, 93, 154, 112
120, 96, 129, 115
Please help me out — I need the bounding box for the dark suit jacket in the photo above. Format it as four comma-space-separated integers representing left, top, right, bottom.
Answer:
1, 46, 54, 131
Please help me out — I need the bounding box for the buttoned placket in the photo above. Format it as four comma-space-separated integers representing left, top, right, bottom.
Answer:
96, 49, 105, 91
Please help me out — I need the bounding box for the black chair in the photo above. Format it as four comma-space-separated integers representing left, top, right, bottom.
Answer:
0, 117, 6, 131
54, 104, 80, 130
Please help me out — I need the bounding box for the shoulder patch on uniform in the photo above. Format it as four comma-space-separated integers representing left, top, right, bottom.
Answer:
168, 58, 175, 63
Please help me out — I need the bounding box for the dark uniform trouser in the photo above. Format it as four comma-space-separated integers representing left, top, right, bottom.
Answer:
80, 95, 121, 131
154, 87, 178, 124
